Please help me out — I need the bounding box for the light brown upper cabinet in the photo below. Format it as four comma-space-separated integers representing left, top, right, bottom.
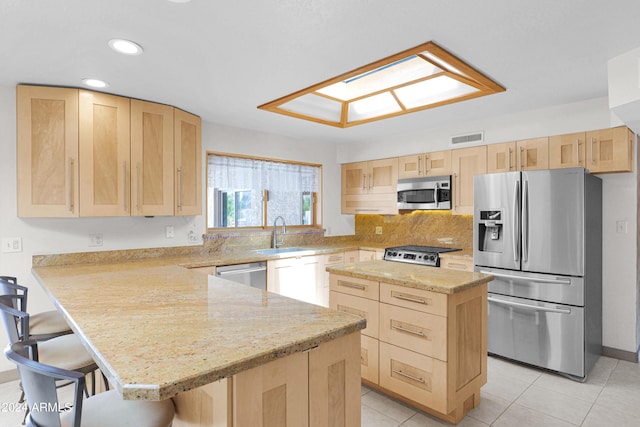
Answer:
586, 126, 634, 173
451, 146, 487, 215
517, 137, 548, 171
549, 132, 585, 169
17, 85, 80, 217
17, 85, 202, 218
130, 100, 175, 216
341, 158, 398, 214
487, 142, 517, 173
79, 91, 131, 216
174, 109, 202, 216
398, 150, 451, 179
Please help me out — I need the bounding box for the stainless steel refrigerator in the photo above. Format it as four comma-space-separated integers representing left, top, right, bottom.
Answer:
473, 167, 602, 380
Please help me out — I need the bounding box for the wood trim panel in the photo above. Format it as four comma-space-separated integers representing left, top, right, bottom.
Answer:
330, 291, 379, 339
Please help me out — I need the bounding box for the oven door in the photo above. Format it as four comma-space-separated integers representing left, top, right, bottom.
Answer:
488, 293, 584, 379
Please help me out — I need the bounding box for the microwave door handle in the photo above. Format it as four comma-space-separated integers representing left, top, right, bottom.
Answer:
434, 186, 439, 207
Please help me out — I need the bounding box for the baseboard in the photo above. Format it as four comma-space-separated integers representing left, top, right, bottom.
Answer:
0, 368, 19, 384
602, 346, 639, 363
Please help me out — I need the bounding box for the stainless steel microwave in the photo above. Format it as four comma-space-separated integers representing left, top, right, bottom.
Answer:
397, 175, 452, 210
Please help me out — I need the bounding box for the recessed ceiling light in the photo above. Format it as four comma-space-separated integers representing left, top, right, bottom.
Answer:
82, 78, 109, 89
108, 38, 144, 56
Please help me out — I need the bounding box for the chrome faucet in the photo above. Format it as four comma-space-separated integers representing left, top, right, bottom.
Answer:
272, 216, 286, 248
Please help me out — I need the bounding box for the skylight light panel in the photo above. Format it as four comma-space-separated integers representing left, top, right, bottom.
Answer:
258, 41, 505, 128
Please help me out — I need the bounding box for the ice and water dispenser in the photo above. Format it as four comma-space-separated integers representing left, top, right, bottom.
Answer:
477, 210, 504, 253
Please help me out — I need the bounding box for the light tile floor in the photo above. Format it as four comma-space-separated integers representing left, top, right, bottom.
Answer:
0, 355, 638, 426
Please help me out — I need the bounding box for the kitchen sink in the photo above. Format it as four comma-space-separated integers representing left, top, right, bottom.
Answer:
254, 247, 314, 257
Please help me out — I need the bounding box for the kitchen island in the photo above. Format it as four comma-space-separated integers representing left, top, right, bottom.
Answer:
327, 260, 493, 425
32, 258, 365, 427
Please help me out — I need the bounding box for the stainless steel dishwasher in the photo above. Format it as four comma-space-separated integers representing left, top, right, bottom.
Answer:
215, 262, 267, 290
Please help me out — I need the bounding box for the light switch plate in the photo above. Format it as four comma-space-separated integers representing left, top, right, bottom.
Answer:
2, 237, 22, 253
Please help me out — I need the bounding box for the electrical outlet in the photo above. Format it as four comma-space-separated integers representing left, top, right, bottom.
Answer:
375, 226, 383, 235
1, 237, 22, 253
188, 230, 200, 243
166, 226, 174, 238
616, 220, 628, 234
89, 234, 103, 247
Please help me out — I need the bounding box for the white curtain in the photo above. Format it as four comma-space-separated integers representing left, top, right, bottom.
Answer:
208, 154, 319, 228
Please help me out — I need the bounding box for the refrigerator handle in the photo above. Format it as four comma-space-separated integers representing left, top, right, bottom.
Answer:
522, 179, 529, 263
513, 180, 520, 263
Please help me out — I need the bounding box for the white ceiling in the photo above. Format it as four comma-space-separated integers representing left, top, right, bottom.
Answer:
2, 0, 640, 145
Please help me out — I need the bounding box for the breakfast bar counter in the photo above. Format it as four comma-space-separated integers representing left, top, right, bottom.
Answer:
32, 259, 365, 426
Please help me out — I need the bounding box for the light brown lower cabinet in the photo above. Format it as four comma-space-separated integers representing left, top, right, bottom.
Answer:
330, 273, 487, 425
171, 332, 361, 427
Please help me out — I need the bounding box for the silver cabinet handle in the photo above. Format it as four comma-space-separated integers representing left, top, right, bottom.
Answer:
590, 137, 596, 164
123, 161, 127, 212
392, 294, 426, 304
392, 369, 425, 384
136, 162, 141, 212
338, 281, 366, 291
488, 296, 571, 314
479, 270, 571, 285
67, 157, 75, 213
424, 154, 429, 175
362, 173, 366, 191
392, 324, 425, 337
507, 147, 512, 170
576, 139, 580, 164
368, 173, 372, 190
445, 262, 468, 270
520, 147, 525, 168
177, 167, 183, 211
417, 155, 422, 175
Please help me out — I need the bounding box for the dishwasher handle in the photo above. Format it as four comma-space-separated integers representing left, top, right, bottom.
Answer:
217, 266, 267, 275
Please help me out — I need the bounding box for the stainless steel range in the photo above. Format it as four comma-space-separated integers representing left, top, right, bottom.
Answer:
383, 245, 461, 267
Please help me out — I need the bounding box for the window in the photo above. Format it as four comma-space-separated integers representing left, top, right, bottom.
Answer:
207, 153, 321, 229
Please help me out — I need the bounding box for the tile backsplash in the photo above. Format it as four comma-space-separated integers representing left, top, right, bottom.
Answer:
353, 211, 473, 249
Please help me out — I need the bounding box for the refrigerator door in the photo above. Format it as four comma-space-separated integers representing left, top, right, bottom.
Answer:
521, 169, 584, 276
488, 293, 585, 379
474, 171, 521, 270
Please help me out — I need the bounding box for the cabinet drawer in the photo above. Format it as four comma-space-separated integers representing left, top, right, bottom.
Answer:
330, 275, 379, 301
379, 342, 447, 414
379, 303, 447, 361
324, 252, 345, 265
380, 283, 447, 317
330, 291, 379, 339
360, 335, 379, 384
440, 256, 474, 272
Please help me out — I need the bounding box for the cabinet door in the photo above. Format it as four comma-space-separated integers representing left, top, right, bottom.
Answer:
344, 250, 359, 263
79, 91, 131, 216
517, 137, 548, 171
341, 162, 367, 195
368, 158, 398, 194
130, 100, 174, 216
487, 142, 516, 173
358, 249, 383, 262
234, 350, 308, 427
586, 127, 634, 173
549, 132, 585, 169
308, 332, 361, 427
174, 109, 202, 216
398, 154, 425, 179
17, 85, 79, 217
451, 146, 486, 215
268, 257, 320, 305
425, 150, 452, 176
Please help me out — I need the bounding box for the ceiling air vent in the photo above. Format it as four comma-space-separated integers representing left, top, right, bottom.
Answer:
451, 131, 484, 145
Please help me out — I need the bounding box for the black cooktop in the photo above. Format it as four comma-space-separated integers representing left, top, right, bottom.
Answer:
383, 245, 461, 267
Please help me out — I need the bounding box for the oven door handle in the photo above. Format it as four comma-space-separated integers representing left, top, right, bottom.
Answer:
488, 296, 571, 314
479, 270, 572, 285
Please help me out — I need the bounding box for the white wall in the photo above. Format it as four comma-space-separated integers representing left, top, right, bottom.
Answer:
338, 96, 639, 354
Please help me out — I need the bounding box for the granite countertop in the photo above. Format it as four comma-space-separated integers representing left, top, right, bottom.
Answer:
32, 260, 365, 401
326, 260, 492, 294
